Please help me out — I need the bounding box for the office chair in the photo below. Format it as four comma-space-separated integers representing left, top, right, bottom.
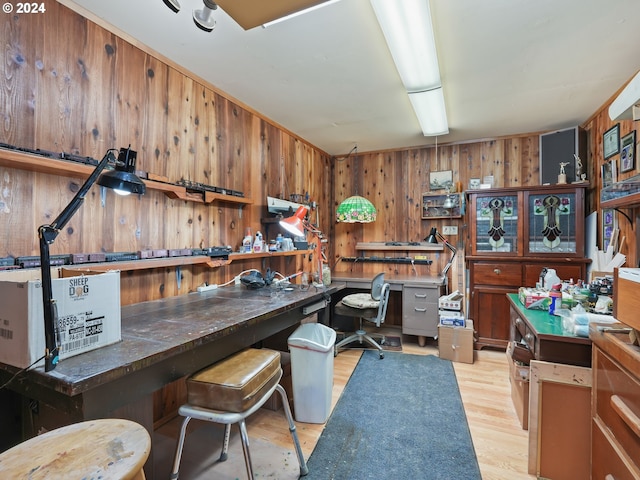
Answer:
334, 272, 390, 359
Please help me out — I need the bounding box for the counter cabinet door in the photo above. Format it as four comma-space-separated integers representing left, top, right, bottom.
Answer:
471, 285, 515, 349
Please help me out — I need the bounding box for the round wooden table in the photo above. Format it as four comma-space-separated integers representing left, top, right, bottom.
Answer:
0, 418, 151, 479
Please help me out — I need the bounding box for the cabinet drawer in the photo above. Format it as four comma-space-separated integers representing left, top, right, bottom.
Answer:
592, 418, 640, 480
510, 309, 536, 353
472, 263, 521, 286
402, 286, 438, 337
594, 348, 640, 471
403, 286, 439, 307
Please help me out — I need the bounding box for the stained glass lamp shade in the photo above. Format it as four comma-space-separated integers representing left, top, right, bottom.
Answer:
336, 195, 377, 223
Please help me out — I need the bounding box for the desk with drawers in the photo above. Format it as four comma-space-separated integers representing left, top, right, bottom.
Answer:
331, 273, 446, 345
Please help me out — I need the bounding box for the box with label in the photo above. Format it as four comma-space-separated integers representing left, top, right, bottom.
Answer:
438, 320, 474, 364
438, 309, 465, 327
438, 290, 463, 311
518, 287, 550, 310
0, 268, 121, 368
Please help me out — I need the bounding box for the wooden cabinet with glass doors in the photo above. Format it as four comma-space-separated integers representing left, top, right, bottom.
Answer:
466, 185, 589, 349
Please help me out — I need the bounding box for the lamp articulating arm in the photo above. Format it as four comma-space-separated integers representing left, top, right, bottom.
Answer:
436, 231, 457, 276
39, 150, 117, 371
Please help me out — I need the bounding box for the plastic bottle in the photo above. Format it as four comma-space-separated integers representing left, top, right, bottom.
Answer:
242, 228, 253, 253
549, 284, 562, 315
544, 268, 561, 290
322, 264, 331, 286
253, 231, 263, 253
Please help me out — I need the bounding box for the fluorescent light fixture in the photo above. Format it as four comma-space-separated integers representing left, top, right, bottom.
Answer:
370, 0, 448, 136
262, 0, 340, 28
609, 70, 640, 121
408, 88, 449, 136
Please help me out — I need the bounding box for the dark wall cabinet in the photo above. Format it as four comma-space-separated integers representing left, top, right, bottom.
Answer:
466, 185, 589, 349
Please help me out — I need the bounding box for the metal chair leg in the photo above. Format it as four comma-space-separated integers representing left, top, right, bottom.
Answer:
238, 419, 254, 480
170, 416, 192, 480
276, 384, 309, 476
219, 423, 231, 462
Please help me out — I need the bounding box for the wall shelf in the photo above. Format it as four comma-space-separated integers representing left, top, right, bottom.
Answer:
0, 148, 253, 207
355, 242, 443, 252
61, 249, 312, 273
422, 192, 464, 219
229, 250, 312, 261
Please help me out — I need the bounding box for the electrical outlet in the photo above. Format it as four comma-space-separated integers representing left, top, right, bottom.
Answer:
442, 225, 458, 235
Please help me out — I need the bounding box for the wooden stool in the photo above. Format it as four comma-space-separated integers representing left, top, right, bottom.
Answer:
0, 418, 150, 479
170, 348, 308, 479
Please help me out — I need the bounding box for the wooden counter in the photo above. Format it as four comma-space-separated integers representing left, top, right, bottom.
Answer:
0, 282, 343, 477
507, 292, 591, 367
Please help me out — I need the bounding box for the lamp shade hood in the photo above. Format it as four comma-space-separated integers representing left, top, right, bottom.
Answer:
336, 195, 377, 223
97, 170, 146, 195
279, 205, 308, 236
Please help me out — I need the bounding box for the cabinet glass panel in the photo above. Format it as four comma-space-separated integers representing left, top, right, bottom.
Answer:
527, 192, 577, 254
474, 194, 519, 253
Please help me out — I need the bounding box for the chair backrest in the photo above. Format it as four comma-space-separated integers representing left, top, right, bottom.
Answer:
364, 282, 390, 328
371, 272, 385, 301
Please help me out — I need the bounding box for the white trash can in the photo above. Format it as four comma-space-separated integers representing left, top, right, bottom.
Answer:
287, 323, 336, 423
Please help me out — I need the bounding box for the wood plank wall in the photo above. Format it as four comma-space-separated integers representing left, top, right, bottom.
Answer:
0, 2, 330, 304
332, 98, 640, 293
2, 2, 637, 309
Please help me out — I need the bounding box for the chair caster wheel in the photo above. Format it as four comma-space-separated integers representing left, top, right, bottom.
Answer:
379, 352, 384, 359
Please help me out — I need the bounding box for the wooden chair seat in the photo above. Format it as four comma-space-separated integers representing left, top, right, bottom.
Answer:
0, 418, 150, 480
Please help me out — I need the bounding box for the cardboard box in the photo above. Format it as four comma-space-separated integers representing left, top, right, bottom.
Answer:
0, 268, 121, 368
438, 290, 464, 311
518, 287, 550, 310
438, 320, 474, 364
439, 309, 465, 327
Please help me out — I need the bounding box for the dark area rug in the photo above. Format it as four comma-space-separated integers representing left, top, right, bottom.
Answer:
334, 333, 402, 352
305, 350, 481, 480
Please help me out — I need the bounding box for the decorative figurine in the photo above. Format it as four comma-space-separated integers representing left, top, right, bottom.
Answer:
558, 161, 569, 184
573, 154, 587, 182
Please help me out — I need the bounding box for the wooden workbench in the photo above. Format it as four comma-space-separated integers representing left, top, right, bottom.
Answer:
0, 282, 343, 478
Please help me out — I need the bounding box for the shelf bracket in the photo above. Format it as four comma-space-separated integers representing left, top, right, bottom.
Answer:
613, 207, 633, 227
176, 266, 182, 290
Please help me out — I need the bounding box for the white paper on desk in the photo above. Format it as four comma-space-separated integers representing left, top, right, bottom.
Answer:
587, 313, 619, 324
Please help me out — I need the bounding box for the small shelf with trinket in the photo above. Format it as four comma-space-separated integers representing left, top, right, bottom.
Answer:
421, 192, 464, 219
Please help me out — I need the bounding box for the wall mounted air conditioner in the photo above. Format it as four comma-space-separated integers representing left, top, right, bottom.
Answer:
609, 70, 640, 121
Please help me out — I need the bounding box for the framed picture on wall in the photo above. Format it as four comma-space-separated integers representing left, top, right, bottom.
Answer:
603, 124, 620, 160
429, 170, 453, 191
602, 208, 616, 251
601, 160, 617, 189
620, 130, 636, 172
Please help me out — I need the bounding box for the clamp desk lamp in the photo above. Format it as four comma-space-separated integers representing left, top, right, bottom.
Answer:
39, 147, 146, 372
279, 205, 326, 284
425, 227, 457, 276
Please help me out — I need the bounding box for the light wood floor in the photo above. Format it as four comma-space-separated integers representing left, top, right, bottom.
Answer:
158, 331, 535, 479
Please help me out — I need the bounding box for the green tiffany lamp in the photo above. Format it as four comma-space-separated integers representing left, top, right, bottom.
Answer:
336, 195, 377, 223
